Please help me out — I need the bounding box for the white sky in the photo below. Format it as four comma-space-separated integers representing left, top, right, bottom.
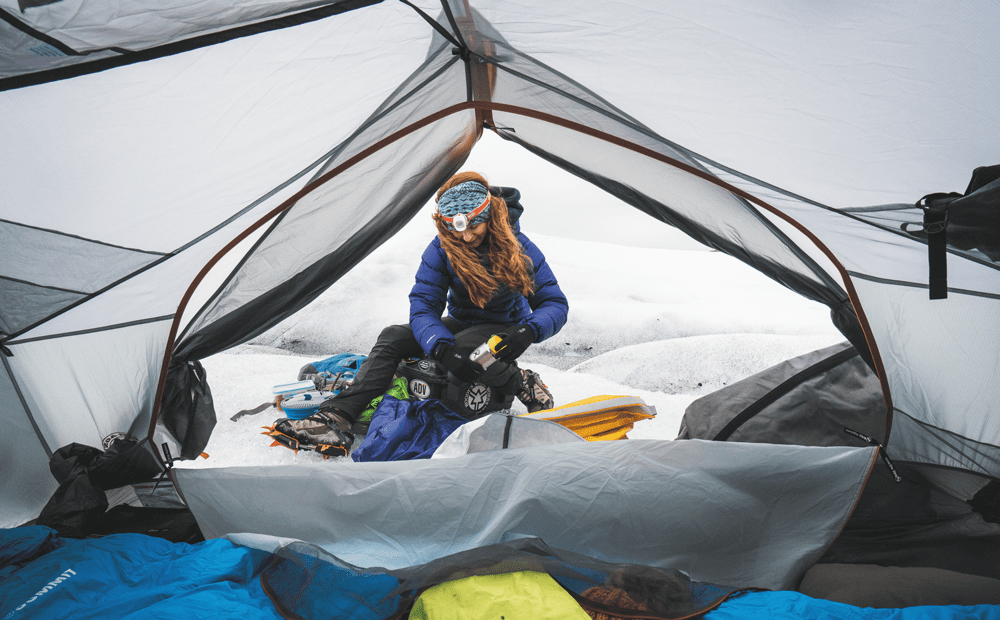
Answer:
186, 142, 844, 468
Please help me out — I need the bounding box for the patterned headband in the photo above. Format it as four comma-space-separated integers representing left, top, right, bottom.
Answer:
437, 181, 491, 231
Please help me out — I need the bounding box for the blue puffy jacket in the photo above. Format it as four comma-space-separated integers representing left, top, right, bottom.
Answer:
409, 187, 569, 356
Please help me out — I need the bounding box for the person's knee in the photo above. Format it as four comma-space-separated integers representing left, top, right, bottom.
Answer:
371, 324, 422, 360
376, 324, 414, 347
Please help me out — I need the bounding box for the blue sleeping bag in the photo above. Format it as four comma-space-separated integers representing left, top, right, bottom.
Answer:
351, 395, 468, 462
0, 526, 281, 620
707, 590, 1000, 620
6, 526, 998, 620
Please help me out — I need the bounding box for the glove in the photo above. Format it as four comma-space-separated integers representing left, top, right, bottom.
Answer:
434, 343, 482, 383
492, 324, 535, 363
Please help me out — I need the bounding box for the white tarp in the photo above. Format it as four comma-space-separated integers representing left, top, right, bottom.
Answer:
176, 439, 878, 591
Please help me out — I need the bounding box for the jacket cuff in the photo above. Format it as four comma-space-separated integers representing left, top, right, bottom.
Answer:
430, 340, 452, 359
524, 322, 541, 343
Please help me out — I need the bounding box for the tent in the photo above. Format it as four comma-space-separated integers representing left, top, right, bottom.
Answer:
2, 0, 999, 594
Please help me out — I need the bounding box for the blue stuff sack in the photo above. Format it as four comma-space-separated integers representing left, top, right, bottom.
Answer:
351, 395, 468, 462
309, 353, 366, 377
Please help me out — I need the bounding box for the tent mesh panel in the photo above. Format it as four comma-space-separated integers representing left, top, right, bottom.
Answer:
487, 109, 845, 309
262, 537, 751, 620
175, 111, 479, 361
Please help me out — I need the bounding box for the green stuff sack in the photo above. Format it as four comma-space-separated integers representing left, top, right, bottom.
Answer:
409, 571, 591, 620
359, 376, 409, 424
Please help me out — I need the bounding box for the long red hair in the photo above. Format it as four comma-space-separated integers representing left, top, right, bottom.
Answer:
433, 171, 534, 308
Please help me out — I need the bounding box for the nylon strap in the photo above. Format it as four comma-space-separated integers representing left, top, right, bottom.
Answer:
923, 204, 949, 300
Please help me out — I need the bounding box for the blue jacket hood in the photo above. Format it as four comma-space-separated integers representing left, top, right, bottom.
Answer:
491, 185, 523, 232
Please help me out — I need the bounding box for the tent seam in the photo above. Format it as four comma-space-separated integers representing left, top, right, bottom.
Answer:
0, 7, 80, 55
1, 349, 52, 457
893, 408, 1000, 469
0, 274, 87, 295
0, 218, 169, 255
846, 271, 1000, 300
398, 0, 463, 49
0, 0, 384, 92
6, 315, 174, 346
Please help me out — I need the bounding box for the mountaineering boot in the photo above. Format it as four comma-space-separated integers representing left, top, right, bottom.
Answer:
312, 403, 355, 450
517, 368, 554, 413
265, 409, 355, 458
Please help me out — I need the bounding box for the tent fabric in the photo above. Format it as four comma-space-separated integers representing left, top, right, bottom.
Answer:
1, 0, 440, 526
176, 439, 878, 591
820, 458, 1000, 582
1, 0, 997, 541
0, 0, 381, 87
677, 343, 1000, 581
677, 341, 885, 446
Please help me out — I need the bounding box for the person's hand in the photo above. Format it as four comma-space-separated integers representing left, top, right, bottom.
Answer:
492, 324, 535, 363
435, 343, 482, 382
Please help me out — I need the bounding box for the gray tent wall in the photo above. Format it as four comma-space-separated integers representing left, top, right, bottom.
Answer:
678, 342, 1000, 581
0, 0, 997, 546
0, 1, 439, 526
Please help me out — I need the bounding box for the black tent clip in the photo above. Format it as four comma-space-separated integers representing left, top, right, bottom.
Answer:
844, 427, 902, 483
917, 193, 954, 300
482, 120, 515, 134
0, 332, 12, 357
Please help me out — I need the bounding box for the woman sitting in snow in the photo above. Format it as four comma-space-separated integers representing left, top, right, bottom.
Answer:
314, 170, 569, 451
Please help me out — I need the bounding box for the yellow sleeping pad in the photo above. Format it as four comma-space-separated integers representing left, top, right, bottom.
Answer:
518, 395, 656, 441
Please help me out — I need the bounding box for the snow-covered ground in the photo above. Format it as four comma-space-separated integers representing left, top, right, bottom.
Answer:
185, 200, 843, 469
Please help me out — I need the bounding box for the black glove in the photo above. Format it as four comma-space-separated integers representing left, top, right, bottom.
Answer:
434, 343, 482, 383
492, 324, 535, 363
